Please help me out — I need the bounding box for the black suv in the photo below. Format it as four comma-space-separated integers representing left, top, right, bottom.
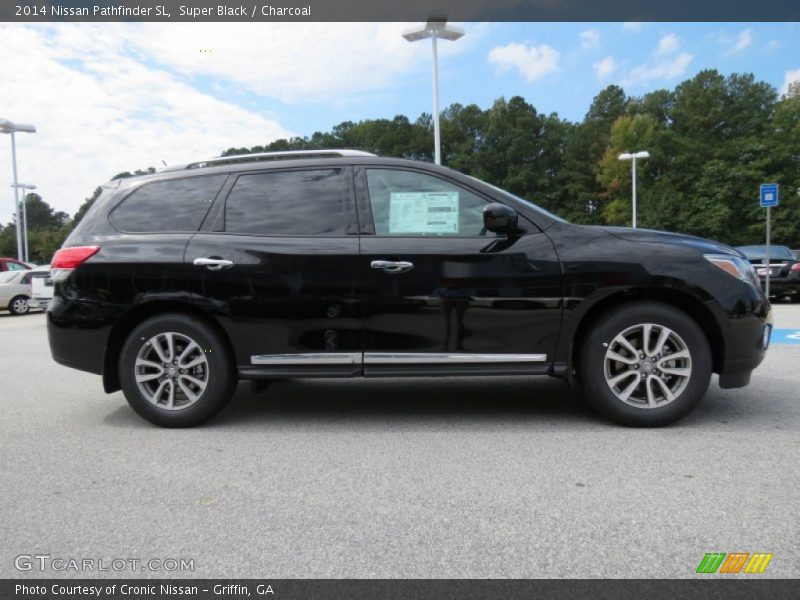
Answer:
47, 150, 772, 427
736, 245, 800, 300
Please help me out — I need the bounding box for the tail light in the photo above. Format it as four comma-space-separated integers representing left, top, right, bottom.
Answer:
791, 263, 800, 272
51, 246, 100, 282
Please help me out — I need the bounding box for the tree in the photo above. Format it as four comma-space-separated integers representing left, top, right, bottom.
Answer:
38, 70, 796, 251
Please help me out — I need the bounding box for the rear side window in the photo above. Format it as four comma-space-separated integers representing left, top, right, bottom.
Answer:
224, 169, 348, 236
110, 175, 226, 233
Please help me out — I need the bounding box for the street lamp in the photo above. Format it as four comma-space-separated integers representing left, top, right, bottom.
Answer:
403, 18, 464, 165
618, 150, 650, 228
0, 118, 37, 260
11, 183, 36, 263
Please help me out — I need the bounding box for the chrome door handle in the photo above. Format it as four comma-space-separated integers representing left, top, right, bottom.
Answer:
193, 257, 234, 271
371, 260, 414, 274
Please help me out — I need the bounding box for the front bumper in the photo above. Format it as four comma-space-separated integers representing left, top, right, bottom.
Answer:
717, 307, 772, 389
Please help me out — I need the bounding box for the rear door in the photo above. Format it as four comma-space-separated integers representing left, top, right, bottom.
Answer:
355, 166, 562, 376
184, 166, 362, 376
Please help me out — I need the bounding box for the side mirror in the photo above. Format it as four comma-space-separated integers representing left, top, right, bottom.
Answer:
483, 203, 519, 235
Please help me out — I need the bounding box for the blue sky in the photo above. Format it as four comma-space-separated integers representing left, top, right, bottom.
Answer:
0, 22, 798, 221
269, 22, 800, 133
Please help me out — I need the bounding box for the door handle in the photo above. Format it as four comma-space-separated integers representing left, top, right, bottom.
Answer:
193, 257, 234, 271
371, 260, 414, 274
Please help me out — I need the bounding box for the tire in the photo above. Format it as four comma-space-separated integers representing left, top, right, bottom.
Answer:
118, 313, 236, 427
8, 296, 30, 315
577, 301, 712, 427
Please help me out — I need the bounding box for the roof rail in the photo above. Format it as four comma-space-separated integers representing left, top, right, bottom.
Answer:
160, 149, 377, 171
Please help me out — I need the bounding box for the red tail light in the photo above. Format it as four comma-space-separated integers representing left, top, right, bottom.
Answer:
791, 263, 800, 272
51, 246, 100, 269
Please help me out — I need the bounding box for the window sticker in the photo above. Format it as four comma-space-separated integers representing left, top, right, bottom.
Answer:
389, 192, 459, 234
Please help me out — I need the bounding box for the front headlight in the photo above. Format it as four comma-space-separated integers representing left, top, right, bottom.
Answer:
704, 254, 759, 286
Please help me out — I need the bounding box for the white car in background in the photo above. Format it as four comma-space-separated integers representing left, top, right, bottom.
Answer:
0, 267, 51, 315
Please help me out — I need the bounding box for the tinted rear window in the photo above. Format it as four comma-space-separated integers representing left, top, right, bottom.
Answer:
110, 175, 226, 233
736, 246, 794, 260
224, 169, 348, 236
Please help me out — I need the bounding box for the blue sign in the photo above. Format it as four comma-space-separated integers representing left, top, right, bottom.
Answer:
760, 183, 779, 207
771, 329, 800, 345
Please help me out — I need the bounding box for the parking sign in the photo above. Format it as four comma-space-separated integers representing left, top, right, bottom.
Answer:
760, 183, 779, 207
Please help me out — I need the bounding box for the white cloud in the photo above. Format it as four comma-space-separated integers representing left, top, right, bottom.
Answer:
765, 40, 781, 51
782, 68, 800, 95
579, 29, 600, 49
128, 22, 474, 104
622, 22, 645, 33
625, 53, 693, 86
656, 33, 681, 56
726, 29, 754, 55
0, 22, 478, 223
488, 42, 560, 82
593, 56, 617, 80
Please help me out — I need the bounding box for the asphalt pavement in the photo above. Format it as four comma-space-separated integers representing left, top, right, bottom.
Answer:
0, 306, 798, 579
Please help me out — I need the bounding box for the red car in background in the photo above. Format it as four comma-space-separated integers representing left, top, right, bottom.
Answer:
0, 257, 34, 272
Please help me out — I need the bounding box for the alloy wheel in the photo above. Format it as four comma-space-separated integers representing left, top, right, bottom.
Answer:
134, 332, 209, 410
603, 323, 692, 409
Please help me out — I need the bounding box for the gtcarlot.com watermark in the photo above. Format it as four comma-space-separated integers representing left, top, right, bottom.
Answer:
15, 554, 194, 573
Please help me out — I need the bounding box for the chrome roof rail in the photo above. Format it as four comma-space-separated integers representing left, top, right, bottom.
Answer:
160, 149, 377, 171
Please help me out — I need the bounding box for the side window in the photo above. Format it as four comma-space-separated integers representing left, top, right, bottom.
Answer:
21, 273, 34, 284
224, 169, 348, 236
8, 261, 25, 271
110, 175, 226, 233
366, 169, 489, 236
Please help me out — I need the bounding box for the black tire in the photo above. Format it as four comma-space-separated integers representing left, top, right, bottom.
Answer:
8, 295, 30, 315
577, 301, 712, 427
119, 313, 236, 427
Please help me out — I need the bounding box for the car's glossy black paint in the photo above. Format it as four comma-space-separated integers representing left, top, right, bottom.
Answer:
47, 156, 771, 394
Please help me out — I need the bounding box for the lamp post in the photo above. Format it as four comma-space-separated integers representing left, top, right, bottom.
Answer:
0, 118, 37, 260
402, 18, 464, 165
11, 183, 36, 263
618, 150, 650, 228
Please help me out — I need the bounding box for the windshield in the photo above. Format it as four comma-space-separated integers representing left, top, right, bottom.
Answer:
736, 245, 794, 260
463, 175, 567, 224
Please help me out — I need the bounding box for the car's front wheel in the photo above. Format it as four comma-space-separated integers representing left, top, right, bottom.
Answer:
578, 301, 712, 427
119, 313, 236, 427
8, 296, 30, 315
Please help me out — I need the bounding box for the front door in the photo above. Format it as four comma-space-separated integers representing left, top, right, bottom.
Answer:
356, 167, 562, 376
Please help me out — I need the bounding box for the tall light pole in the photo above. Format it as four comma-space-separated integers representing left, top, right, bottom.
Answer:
11, 183, 36, 263
0, 118, 37, 260
403, 18, 464, 165
618, 150, 650, 228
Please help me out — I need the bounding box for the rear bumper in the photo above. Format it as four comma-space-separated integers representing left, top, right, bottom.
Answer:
757, 273, 800, 295
47, 297, 109, 376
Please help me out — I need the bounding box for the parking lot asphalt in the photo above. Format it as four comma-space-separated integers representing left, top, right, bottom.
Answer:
0, 306, 798, 579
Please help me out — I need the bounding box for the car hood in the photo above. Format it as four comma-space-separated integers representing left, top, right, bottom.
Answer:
598, 226, 742, 257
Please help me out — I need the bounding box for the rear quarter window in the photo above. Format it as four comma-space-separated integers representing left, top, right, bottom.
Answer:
110, 175, 227, 233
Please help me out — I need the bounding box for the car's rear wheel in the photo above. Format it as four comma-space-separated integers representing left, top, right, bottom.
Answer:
9, 296, 30, 315
578, 301, 712, 427
119, 313, 236, 427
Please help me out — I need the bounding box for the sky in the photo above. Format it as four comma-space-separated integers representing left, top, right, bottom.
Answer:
1, 21, 799, 223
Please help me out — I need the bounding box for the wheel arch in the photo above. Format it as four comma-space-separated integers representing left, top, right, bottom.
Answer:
102, 300, 234, 393
569, 287, 725, 377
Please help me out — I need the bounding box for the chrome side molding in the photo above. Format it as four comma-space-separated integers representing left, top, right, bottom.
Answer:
364, 353, 547, 364
251, 353, 360, 366
250, 353, 547, 365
